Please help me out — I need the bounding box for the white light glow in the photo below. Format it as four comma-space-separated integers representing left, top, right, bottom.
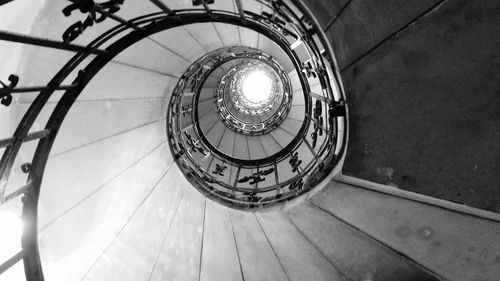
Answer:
0, 211, 23, 262
241, 70, 272, 103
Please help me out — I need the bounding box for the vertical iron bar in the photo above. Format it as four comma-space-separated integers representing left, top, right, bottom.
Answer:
274, 162, 279, 185
233, 166, 241, 189
200, 0, 211, 14
254, 166, 260, 190
149, 0, 172, 14
234, 0, 245, 19
304, 138, 318, 157
21, 177, 44, 281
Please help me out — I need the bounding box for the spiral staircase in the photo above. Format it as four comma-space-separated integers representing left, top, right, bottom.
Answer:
0, 0, 499, 281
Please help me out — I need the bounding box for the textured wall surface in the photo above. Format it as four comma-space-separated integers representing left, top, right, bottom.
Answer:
305, 0, 500, 213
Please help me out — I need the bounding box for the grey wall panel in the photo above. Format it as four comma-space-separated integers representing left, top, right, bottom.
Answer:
302, 0, 349, 29
324, 0, 440, 68
339, 0, 500, 212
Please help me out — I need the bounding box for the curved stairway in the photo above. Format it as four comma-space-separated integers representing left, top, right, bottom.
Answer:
0, 1, 499, 281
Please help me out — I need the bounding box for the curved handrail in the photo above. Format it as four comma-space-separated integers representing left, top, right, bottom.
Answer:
167, 5, 347, 210
0, 0, 348, 279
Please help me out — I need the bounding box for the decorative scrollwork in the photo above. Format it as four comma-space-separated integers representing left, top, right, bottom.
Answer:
260, 10, 297, 39
184, 132, 207, 155
202, 175, 216, 183
181, 104, 193, 117
212, 163, 227, 176
0, 74, 19, 107
242, 191, 262, 203
289, 152, 302, 173
61, 0, 124, 43
238, 168, 275, 185
301, 61, 317, 78
166, 34, 345, 208
288, 178, 303, 190
311, 100, 324, 147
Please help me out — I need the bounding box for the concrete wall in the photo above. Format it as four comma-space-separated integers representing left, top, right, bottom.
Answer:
303, 0, 500, 213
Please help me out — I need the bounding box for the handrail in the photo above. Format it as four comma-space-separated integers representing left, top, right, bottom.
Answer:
0, 0, 348, 279
166, 4, 347, 209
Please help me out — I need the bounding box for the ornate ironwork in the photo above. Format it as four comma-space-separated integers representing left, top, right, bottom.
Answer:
166, 2, 348, 211
212, 50, 293, 136
0, 0, 348, 279
62, 0, 124, 42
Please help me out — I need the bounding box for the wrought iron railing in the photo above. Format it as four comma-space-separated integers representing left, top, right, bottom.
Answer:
0, 0, 348, 279
167, 3, 347, 209
217, 55, 292, 135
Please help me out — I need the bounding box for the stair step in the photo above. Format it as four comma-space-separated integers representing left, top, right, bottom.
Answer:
258, 133, 282, 156
205, 121, 226, 146
233, 134, 250, 160
256, 213, 345, 281
149, 184, 205, 281
287, 202, 439, 281
247, 135, 267, 159
200, 200, 243, 281
199, 112, 219, 134
82, 168, 185, 281
229, 211, 289, 281
151, 27, 205, 61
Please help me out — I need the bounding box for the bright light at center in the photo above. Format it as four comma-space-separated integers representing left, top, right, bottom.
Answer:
241, 70, 272, 103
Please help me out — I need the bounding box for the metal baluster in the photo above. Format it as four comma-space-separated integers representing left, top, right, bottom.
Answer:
0, 129, 51, 150
234, 0, 245, 20
149, 0, 172, 14
199, 0, 212, 14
